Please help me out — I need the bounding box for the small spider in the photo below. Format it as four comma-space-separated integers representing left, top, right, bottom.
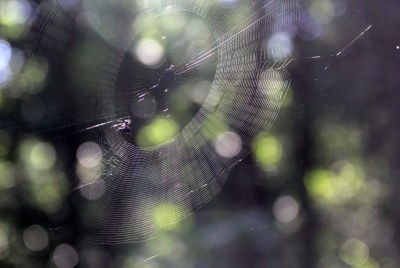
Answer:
115, 117, 131, 137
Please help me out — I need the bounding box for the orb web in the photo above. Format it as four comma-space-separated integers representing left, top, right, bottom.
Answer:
114, 11, 218, 146
19, 0, 300, 243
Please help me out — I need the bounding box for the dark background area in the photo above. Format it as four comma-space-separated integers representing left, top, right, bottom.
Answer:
0, 0, 400, 267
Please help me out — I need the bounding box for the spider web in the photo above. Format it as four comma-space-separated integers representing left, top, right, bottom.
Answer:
19, 0, 300, 244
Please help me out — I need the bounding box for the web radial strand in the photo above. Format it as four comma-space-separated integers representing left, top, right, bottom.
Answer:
20, 0, 300, 243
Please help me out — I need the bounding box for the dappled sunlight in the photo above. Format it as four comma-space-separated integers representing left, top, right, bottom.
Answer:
339, 238, 369, 266
304, 160, 364, 205
23, 224, 49, 251
252, 133, 283, 167
136, 117, 179, 147
19, 139, 56, 171
0, 0, 398, 267
135, 38, 165, 67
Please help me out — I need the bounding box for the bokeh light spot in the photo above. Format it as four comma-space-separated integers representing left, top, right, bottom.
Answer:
28, 171, 68, 213
19, 56, 49, 94
0, 0, 31, 25
75, 11, 100, 30
30, 142, 56, 170
298, 10, 322, 40
273, 195, 300, 223
0, 65, 11, 88
153, 203, 185, 230
9, 47, 25, 72
53, 244, 79, 268
25, 64, 47, 83
189, 80, 212, 104
339, 238, 369, 266
215, 131, 242, 158
304, 169, 332, 199
76, 161, 101, 184
135, 38, 165, 67
258, 71, 285, 99
18, 140, 68, 211
136, 117, 178, 147
23, 224, 48, 251
253, 133, 282, 166
358, 258, 380, 268
0, 40, 12, 88
0, 40, 11, 69
76, 142, 103, 168
268, 32, 293, 60
304, 161, 364, 204
79, 182, 105, 200
159, 12, 186, 35
184, 19, 211, 41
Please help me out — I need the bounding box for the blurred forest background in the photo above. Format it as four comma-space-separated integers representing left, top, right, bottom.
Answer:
0, 0, 400, 267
